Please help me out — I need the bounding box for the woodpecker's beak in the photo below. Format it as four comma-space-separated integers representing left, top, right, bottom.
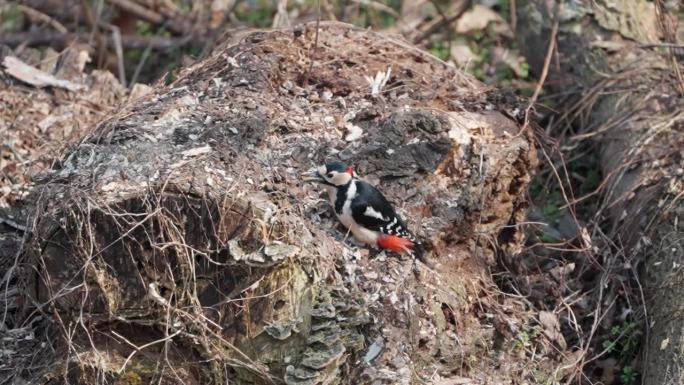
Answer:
301, 170, 324, 183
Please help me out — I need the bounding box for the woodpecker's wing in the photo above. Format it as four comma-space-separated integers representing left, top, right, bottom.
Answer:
350, 181, 411, 237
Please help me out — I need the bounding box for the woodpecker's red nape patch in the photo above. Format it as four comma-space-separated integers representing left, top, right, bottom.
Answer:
346, 166, 354, 176
377, 234, 414, 254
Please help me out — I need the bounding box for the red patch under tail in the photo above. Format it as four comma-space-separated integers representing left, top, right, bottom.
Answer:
377, 234, 414, 254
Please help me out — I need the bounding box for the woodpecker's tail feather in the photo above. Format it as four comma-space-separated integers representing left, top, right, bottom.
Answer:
377, 234, 414, 254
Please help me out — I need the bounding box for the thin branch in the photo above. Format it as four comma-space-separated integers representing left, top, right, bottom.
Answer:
112, 329, 183, 373
520, 17, 559, 134
16, 4, 68, 33
0, 31, 193, 50
639, 43, 684, 49
110, 25, 127, 88
509, 0, 517, 32
412, 0, 471, 44
303, 0, 321, 85
107, 0, 195, 36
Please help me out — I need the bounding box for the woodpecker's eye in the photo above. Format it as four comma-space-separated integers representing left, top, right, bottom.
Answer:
326, 172, 334, 178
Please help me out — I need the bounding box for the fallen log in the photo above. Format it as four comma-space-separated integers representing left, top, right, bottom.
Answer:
4, 22, 539, 384
516, 2, 684, 384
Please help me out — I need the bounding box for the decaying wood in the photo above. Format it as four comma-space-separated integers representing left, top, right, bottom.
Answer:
2, 56, 85, 91
3, 22, 539, 384
517, 2, 684, 384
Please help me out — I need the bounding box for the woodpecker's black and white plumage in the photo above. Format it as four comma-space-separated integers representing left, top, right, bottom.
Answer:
302, 162, 423, 259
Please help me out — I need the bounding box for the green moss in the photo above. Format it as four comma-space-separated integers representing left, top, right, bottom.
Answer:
135, 21, 152, 36
620, 366, 638, 385
119, 362, 156, 385
529, 177, 563, 221
538, 232, 559, 244
519, 87, 535, 97
235, 1, 277, 28
0, 5, 24, 32
519, 62, 530, 79
429, 39, 450, 61
580, 167, 600, 196
497, 0, 511, 21
122, 371, 141, 385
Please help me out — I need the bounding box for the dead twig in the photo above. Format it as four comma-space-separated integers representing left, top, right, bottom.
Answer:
272, 0, 291, 28
15, 4, 68, 34
350, 0, 400, 18
112, 329, 183, 373
107, 0, 196, 36
110, 26, 127, 88
0, 31, 193, 50
412, 0, 470, 44
654, 0, 684, 96
510, 0, 517, 32
519, 16, 559, 136
199, 0, 242, 58
640, 43, 684, 49
303, 0, 321, 85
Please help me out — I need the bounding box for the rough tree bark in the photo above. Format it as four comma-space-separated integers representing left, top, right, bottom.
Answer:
3, 22, 539, 384
517, 2, 684, 384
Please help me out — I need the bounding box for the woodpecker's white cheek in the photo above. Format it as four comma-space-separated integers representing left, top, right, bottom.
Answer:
332, 172, 351, 186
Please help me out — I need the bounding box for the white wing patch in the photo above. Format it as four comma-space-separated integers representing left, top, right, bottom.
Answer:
363, 206, 387, 221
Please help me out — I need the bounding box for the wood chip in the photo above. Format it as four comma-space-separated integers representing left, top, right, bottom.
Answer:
181, 145, 212, 157
2, 56, 85, 92
345, 123, 363, 141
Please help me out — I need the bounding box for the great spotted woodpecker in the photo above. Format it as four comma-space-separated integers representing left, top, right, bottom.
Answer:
302, 162, 424, 259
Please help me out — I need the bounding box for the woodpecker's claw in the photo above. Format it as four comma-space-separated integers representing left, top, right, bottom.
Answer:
301, 170, 324, 183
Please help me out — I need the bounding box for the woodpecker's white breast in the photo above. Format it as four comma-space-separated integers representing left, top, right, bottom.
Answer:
337, 180, 356, 229
333, 180, 380, 245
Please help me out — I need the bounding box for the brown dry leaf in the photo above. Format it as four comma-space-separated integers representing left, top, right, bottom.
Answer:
210, 0, 236, 28
491, 47, 527, 77
660, 337, 670, 350
455, 5, 511, 35
450, 42, 478, 67
39, 48, 60, 74
539, 310, 567, 350
596, 358, 617, 384
549, 262, 575, 281
129, 83, 154, 102
271, 0, 291, 28
0, 47, 126, 208
590, 40, 632, 51
397, 0, 433, 33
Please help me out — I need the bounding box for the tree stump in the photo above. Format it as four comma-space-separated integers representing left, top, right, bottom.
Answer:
9, 22, 537, 384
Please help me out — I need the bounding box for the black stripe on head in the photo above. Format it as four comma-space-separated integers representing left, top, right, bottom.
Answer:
325, 162, 349, 173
